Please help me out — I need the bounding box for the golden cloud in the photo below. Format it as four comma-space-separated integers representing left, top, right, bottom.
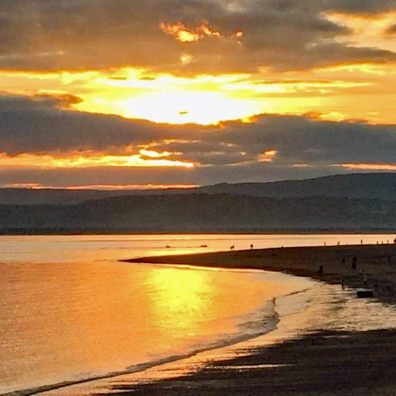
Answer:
159, 20, 243, 44
0, 151, 195, 169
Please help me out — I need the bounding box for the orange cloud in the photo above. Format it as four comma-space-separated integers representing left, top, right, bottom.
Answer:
2, 183, 198, 190
340, 163, 396, 171
0, 151, 195, 169
323, 11, 396, 53
258, 149, 278, 163
158, 20, 243, 44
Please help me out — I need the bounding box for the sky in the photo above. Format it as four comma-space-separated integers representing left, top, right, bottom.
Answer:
1, 0, 396, 189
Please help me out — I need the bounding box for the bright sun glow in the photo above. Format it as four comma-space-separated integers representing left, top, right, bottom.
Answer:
1, 61, 396, 126
117, 92, 258, 125
72, 70, 263, 125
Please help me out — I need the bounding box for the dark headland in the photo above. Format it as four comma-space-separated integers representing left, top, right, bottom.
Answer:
113, 244, 396, 395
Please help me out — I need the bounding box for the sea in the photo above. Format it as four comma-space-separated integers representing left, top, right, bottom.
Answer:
1, 233, 396, 395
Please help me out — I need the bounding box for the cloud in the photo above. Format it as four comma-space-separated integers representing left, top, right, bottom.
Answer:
0, 0, 395, 74
0, 94, 395, 186
326, 0, 396, 14
159, 20, 222, 43
385, 24, 396, 35
0, 94, 206, 154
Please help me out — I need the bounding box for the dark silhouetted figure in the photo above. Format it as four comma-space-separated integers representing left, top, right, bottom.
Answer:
342, 257, 346, 264
351, 256, 357, 270
230, 245, 235, 250
363, 272, 368, 287
250, 244, 254, 249
318, 265, 324, 276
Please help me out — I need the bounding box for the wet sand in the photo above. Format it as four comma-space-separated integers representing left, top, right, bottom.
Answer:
107, 329, 396, 396
112, 244, 396, 395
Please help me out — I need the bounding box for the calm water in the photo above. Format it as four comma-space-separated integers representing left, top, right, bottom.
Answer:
0, 234, 394, 394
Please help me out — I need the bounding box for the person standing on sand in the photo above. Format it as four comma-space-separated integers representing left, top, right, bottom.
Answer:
364, 273, 369, 287
351, 256, 357, 270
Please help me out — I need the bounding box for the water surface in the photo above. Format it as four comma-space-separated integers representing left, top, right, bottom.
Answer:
0, 233, 394, 394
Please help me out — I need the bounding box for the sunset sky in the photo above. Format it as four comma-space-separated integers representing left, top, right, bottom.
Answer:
1, 0, 396, 189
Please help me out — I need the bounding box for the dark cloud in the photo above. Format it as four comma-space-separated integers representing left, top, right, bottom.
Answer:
0, 94, 208, 154
326, 0, 396, 14
0, 0, 395, 73
0, 94, 395, 186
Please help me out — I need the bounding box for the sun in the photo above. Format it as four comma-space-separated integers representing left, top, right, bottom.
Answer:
123, 91, 261, 124
76, 90, 261, 125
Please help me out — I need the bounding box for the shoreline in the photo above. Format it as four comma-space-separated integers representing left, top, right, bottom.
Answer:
112, 244, 396, 395
44, 272, 318, 396
126, 244, 396, 303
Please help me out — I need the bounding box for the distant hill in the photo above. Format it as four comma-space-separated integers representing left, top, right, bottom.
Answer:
1, 193, 395, 233
197, 173, 396, 200
0, 188, 139, 205
0, 173, 395, 205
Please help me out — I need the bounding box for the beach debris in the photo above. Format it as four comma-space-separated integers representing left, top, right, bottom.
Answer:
356, 288, 374, 298
200, 244, 208, 248
230, 245, 235, 250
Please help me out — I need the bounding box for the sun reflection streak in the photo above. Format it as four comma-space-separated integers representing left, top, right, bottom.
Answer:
148, 267, 212, 334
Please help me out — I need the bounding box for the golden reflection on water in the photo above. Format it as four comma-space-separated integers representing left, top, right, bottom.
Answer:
3, 258, 292, 394
148, 267, 212, 333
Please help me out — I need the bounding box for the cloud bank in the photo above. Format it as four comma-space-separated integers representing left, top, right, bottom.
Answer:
0, 94, 395, 187
0, 0, 395, 73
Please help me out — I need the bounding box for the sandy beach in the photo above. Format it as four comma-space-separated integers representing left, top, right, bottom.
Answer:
109, 244, 396, 395
127, 244, 396, 302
